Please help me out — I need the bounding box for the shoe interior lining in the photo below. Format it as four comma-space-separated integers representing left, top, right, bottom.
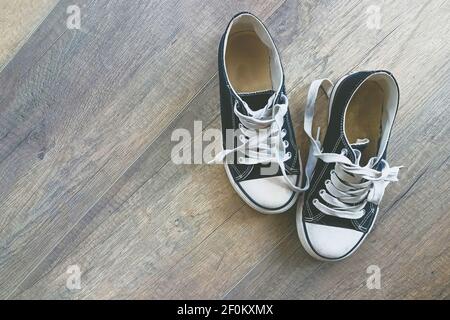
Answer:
345, 81, 384, 164
225, 30, 273, 93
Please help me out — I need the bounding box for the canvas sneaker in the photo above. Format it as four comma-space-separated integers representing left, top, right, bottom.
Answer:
297, 70, 402, 260
212, 12, 306, 214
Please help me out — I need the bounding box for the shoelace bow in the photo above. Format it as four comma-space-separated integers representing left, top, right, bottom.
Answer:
211, 93, 306, 192
304, 79, 403, 219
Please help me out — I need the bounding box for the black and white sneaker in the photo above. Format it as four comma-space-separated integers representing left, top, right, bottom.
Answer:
212, 12, 305, 214
297, 71, 402, 260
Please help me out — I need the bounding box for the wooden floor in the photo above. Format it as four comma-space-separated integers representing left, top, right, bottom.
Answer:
0, 0, 449, 299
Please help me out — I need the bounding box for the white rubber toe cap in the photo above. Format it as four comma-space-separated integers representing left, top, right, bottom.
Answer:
238, 175, 298, 212
304, 222, 364, 260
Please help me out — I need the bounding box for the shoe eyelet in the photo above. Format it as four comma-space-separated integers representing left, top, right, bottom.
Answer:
330, 169, 335, 175
281, 128, 287, 135
283, 140, 289, 148
238, 157, 244, 164
286, 152, 292, 158
325, 179, 331, 185
319, 189, 325, 195
341, 148, 348, 156
239, 135, 245, 143
312, 198, 319, 205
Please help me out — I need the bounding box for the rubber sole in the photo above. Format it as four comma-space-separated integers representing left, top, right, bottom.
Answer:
224, 164, 299, 214
296, 194, 379, 261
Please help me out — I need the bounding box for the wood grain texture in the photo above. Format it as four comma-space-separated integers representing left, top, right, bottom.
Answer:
0, 0, 59, 67
0, 0, 449, 299
0, 0, 284, 299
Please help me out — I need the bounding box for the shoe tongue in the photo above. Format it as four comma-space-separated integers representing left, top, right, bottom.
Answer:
350, 138, 370, 152
239, 90, 275, 113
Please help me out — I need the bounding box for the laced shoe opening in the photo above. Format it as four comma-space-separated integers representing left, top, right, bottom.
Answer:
344, 80, 384, 165
224, 14, 282, 95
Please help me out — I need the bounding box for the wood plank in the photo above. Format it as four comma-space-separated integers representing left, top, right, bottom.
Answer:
0, 0, 283, 298
0, 0, 59, 67
11, 0, 449, 299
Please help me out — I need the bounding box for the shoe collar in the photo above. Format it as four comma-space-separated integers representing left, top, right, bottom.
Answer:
339, 71, 399, 165
222, 12, 284, 109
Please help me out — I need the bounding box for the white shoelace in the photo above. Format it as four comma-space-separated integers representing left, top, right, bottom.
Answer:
304, 79, 402, 219
211, 93, 306, 192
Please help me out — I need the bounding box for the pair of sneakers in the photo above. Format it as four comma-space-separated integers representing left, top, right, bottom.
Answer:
213, 12, 402, 261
